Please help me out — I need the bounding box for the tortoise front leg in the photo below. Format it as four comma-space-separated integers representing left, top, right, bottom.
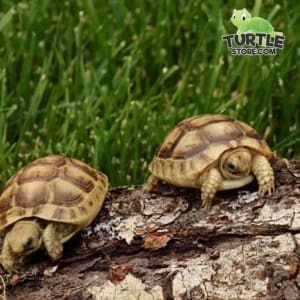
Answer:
43, 223, 64, 261
252, 154, 275, 196
200, 168, 223, 209
43, 222, 77, 261
1, 233, 18, 273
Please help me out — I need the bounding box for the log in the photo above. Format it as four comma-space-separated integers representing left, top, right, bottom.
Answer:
1, 158, 300, 300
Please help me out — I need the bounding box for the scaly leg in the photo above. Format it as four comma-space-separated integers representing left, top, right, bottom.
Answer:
200, 168, 223, 209
252, 154, 275, 196
1, 233, 18, 273
143, 175, 160, 192
43, 222, 77, 261
43, 223, 64, 261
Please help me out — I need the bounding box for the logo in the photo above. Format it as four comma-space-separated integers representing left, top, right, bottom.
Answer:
222, 8, 285, 56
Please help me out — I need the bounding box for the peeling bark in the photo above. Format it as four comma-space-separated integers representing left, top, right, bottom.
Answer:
1, 159, 300, 300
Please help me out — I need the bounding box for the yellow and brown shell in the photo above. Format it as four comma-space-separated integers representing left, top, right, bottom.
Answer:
0, 155, 108, 233
150, 114, 272, 187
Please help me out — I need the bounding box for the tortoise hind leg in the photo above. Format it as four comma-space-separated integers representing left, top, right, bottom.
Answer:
43, 222, 77, 261
143, 175, 160, 192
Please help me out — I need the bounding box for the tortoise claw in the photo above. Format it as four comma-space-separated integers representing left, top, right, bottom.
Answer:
259, 180, 275, 197
252, 154, 275, 198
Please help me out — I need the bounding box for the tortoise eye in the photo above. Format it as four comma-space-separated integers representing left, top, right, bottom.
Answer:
24, 237, 34, 249
227, 163, 236, 172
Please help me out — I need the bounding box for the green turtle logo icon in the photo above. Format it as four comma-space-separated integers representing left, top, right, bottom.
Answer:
231, 8, 281, 36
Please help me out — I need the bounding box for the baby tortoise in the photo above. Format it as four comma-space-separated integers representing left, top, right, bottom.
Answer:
144, 114, 274, 208
0, 155, 108, 272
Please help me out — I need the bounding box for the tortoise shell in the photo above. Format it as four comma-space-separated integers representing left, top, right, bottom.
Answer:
150, 114, 272, 187
0, 155, 108, 233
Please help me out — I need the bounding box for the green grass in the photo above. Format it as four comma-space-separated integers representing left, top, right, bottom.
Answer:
0, 0, 299, 186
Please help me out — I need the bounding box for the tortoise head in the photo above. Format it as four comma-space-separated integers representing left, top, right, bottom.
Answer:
231, 8, 252, 28
220, 148, 252, 179
7, 220, 43, 256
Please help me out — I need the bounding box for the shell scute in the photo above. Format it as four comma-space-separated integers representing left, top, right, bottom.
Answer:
69, 209, 77, 220
235, 121, 261, 139
172, 130, 209, 159
157, 126, 184, 158
51, 180, 84, 207
0, 188, 14, 213
32, 155, 65, 167
201, 121, 242, 142
184, 114, 232, 129
51, 207, 66, 220
15, 181, 48, 208
78, 206, 89, 216
60, 165, 94, 193
17, 165, 59, 184
69, 158, 99, 181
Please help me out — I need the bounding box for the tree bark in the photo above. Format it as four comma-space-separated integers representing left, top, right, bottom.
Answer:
1, 158, 300, 300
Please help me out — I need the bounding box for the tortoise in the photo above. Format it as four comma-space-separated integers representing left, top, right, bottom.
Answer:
0, 155, 108, 272
144, 114, 275, 208
231, 8, 275, 35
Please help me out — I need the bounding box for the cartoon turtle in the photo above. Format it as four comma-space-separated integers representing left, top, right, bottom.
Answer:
231, 8, 275, 35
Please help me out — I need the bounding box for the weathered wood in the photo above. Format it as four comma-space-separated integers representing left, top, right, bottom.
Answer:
1, 159, 300, 299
